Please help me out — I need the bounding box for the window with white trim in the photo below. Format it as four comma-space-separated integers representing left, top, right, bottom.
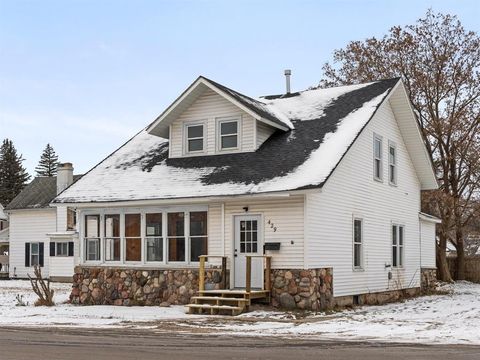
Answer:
353, 218, 363, 269
185, 124, 204, 153
392, 224, 404, 267
145, 213, 163, 262
189, 211, 207, 262
56, 242, 68, 257
373, 134, 383, 181
85, 215, 100, 261
104, 214, 120, 261
168, 212, 185, 262
389, 141, 397, 185
218, 119, 239, 150
30, 242, 40, 266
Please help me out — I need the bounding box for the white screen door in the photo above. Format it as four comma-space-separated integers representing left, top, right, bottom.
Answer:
234, 215, 263, 289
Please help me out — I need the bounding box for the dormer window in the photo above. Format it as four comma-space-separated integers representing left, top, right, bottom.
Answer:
218, 117, 240, 151
185, 123, 205, 153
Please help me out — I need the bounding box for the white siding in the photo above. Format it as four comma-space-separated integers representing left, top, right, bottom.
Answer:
420, 220, 436, 268
256, 121, 276, 149
56, 206, 68, 232
169, 89, 256, 157
50, 255, 75, 278
8, 209, 56, 278
306, 101, 422, 297
222, 196, 305, 269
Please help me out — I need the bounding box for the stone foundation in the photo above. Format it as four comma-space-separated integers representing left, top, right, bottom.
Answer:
270, 268, 334, 311
334, 287, 420, 308
71, 266, 226, 306
421, 268, 437, 292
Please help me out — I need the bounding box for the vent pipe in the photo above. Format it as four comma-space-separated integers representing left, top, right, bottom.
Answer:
284, 69, 291, 94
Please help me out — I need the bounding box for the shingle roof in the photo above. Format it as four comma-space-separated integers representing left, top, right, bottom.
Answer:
6, 175, 82, 210
54, 78, 400, 204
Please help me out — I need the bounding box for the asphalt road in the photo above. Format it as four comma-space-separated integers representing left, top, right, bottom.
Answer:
0, 327, 479, 360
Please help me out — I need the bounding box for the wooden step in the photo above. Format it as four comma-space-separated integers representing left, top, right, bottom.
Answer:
198, 289, 270, 299
191, 296, 250, 303
185, 303, 244, 316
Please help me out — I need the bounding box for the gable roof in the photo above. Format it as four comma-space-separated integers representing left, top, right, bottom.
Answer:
6, 175, 82, 210
147, 76, 292, 138
52, 77, 436, 205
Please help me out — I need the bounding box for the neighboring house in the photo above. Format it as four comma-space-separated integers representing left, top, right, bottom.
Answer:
0, 204, 9, 276
53, 75, 440, 310
6, 163, 81, 281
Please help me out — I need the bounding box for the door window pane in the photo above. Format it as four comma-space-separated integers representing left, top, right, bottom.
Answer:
239, 220, 258, 254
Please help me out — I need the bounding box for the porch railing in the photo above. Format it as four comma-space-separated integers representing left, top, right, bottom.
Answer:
245, 255, 272, 293
198, 255, 228, 292
197, 255, 272, 294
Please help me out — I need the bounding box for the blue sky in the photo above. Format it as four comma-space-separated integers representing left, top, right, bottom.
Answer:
1, 0, 479, 176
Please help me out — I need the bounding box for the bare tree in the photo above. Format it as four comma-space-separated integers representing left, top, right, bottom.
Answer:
320, 10, 480, 281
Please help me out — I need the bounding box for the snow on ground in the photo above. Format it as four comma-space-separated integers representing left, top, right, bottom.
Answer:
193, 282, 480, 345
1, 280, 479, 345
0, 280, 192, 327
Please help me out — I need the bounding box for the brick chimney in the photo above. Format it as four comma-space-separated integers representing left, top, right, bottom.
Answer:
57, 163, 74, 195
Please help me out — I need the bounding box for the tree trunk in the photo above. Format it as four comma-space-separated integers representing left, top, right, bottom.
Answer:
455, 229, 466, 280
436, 233, 453, 282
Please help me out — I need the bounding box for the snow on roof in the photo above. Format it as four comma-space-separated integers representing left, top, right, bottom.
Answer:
54, 78, 399, 204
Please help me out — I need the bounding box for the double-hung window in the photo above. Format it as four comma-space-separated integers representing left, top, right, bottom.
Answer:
218, 119, 239, 150
373, 134, 383, 181
105, 214, 120, 261
389, 141, 397, 185
85, 215, 100, 261
56, 242, 69, 257
353, 218, 363, 269
30, 242, 40, 266
186, 124, 204, 153
392, 224, 404, 267
145, 213, 163, 262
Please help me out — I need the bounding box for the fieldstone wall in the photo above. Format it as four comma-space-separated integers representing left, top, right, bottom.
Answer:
71, 266, 226, 306
421, 267, 437, 292
270, 268, 334, 311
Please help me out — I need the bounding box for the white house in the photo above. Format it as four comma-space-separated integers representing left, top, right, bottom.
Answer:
53, 75, 440, 311
0, 204, 9, 277
6, 164, 81, 281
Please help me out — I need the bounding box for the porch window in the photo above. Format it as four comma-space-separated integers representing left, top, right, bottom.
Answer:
145, 213, 163, 262
85, 215, 100, 261
353, 218, 363, 269
389, 141, 397, 185
190, 211, 207, 262
186, 124, 204, 153
104, 214, 120, 261
219, 119, 239, 150
373, 134, 383, 181
168, 212, 185, 262
125, 213, 141, 262
392, 224, 404, 267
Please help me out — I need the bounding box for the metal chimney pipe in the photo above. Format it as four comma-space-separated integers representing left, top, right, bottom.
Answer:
284, 69, 291, 94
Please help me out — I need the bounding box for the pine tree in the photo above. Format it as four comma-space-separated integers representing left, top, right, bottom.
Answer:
35, 143, 59, 177
0, 139, 31, 205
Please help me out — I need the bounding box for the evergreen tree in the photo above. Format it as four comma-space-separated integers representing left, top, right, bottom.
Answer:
35, 143, 59, 177
0, 139, 31, 205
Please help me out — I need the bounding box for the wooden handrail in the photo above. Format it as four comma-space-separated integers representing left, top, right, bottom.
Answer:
198, 255, 228, 292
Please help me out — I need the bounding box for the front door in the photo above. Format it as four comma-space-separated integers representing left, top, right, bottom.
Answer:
234, 215, 263, 289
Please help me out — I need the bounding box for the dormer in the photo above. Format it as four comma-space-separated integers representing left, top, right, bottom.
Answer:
147, 76, 293, 158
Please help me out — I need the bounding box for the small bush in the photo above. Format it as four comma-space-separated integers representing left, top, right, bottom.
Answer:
15, 294, 27, 306
28, 265, 55, 306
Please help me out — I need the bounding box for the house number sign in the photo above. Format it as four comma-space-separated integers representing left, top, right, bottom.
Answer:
267, 219, 277, 232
